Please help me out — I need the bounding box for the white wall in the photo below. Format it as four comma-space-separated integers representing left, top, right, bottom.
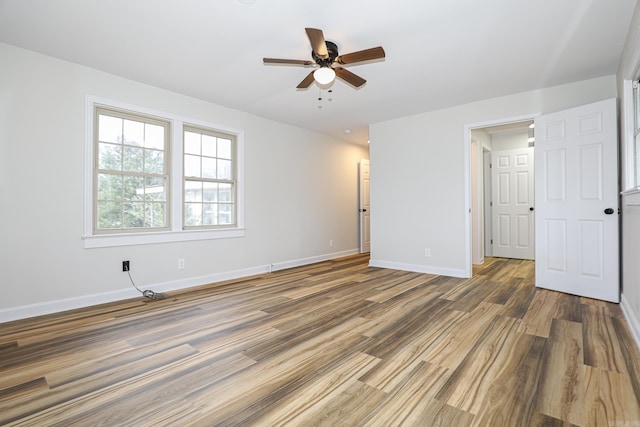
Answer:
370, 75, 616, 277
0, 42, 369, 321
617, 2, 640, 347
490, 129, 529, 151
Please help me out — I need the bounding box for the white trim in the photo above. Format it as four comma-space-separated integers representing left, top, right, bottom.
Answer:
463, 125, 471, 277
368, 259, 467, 278
463, 113, 540, 278
269, 249, 360, 272
621, 187, 640, 206
622, 80, 636, 190
0, 249, 360, 323
83, 95, 245, 248
621, 294, 640, 351
83, 227, 246, 248
0, 288, 140, 324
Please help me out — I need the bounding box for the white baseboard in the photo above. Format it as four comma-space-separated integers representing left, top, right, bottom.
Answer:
368, 259, 469, 278
269, 249, 360, 272
0, 249, 360, 324
0, 288, 141, 324
620, 294, 640, 352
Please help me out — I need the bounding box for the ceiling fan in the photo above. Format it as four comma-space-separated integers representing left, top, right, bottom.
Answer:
263, 28, 385, 89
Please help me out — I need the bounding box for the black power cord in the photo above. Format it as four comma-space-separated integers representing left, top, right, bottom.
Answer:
126, 271, 166, 301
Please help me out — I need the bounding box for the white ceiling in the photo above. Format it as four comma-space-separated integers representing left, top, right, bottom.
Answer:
0, 0, 635, 145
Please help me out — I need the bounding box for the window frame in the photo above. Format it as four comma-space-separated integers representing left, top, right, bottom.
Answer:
633, 79, 640, 187
182, 125, 238, 230
84, 95, 245, 248
93, 106, 172, 234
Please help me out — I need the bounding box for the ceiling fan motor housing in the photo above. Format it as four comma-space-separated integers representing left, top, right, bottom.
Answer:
313, 41, 339, 67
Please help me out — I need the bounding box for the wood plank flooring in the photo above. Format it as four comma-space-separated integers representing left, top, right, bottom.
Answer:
1, 255, 639, 426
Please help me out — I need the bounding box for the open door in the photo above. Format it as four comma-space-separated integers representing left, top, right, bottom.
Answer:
359, 159, 371, 253
534, 98, 619, 302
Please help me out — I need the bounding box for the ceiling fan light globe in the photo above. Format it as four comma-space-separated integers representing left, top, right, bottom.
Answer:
314, 67, 336, 85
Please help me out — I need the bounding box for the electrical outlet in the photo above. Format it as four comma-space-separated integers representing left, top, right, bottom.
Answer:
424, 248, 431, 257
178, 259, 185, 270
122, 260, 130, 272
329, 239, 334, 248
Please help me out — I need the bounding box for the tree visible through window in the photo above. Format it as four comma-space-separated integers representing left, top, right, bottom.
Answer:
94, 107, 169, 233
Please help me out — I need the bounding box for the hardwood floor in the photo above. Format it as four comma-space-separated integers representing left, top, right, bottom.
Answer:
1, 255, 639, 426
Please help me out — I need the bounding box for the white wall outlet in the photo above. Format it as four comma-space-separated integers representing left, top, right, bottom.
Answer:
178, 259, 185, 270
329, 239, 334, 247
424, 248, 431, 257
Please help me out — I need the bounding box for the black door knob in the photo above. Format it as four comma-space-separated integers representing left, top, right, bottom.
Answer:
604, 208, 614, 215
529, 207, 534, 211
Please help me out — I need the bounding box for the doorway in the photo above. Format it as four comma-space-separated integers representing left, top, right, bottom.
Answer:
466, 116, 536, 275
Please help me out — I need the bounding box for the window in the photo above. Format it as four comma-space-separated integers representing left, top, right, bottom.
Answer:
94, 107, 170, 233
84, 96, 244, 248
634, 80, 640, 186
183, 126, 237, 228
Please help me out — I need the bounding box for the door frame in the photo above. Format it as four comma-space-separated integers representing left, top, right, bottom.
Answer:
358, 158, 371, 253
464, 113, 540, 277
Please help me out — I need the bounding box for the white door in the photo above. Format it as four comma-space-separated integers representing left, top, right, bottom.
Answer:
491, 147, 535, 260
359, 159, 371, 253
534, 98, 619, 303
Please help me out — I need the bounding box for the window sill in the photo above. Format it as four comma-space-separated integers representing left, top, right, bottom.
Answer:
83, 228, 245, 248
621, 188, 640, 206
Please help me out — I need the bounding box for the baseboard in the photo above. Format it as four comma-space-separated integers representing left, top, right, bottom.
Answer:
269, 249, 360, 272
0, 249, 360, 324
368, 259, 469, 278
620, 294, 640, 351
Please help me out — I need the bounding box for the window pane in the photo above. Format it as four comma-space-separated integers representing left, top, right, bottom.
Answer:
145, 124, 164, 149
145, 202, 165, 227
202, 157, 216, 179
184, 131, 201, 155
202, 135, 216, 157
218, 138, 232, 159
98, 173, 123, 201
218, 204, 233, 224
185, 180, 202, 202
635, 84, 640, 132
145, 149, 164, 174
123, 202, 145, 228
218, 159, 232, 180
636, 131, 640, 186
123, 119, 144, 146
98, 143, 122, 171
145, 177, 166, 201
123, 146, 144, 172
97, 201, 122, 229
123, 175, 145, 201
203, 182, 218, 202
203, 203, 217, 225
219, 183, 232, 202
184, 154, 201, 177
98, 115, 122, 143
185, 203, 202, 226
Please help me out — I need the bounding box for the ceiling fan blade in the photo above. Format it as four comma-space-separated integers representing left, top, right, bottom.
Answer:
263, 58, 314, 66
296, 71, 316, 89
335, 67, 366, 88
305, 27, 328, 59
336, 46, 386, 65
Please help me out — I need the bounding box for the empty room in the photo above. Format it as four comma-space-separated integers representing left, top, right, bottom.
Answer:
1, 0, 640, 425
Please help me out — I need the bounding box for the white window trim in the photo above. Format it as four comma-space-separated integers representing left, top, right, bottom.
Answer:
621, 78, 640, 206
622, 79, 636, 192
83, 95, 245, 248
